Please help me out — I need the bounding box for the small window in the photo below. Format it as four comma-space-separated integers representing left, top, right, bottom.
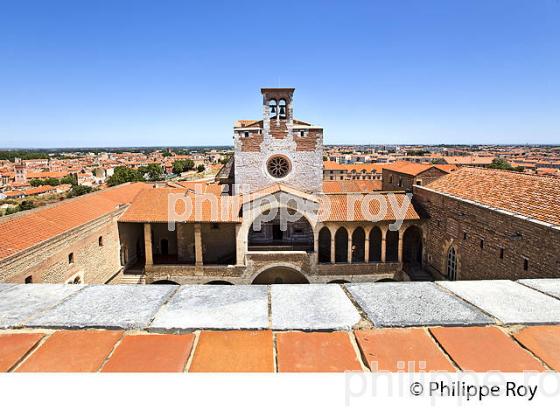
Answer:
244, 132, 249, 138
398, 177, 403, 187
25, 275, 33, 284
480, 239, 484, 250
463, 232, 468, 240
389, 175, 393, 184
499, 248, 504, 259
416, 180, 422, 186
523, 258, 529, 271
98, 236, 103, 247
68, 253, 74, 264
300, 130, 305, 137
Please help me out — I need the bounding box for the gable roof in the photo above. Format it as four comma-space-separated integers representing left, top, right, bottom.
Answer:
421, 167, 560, 227
0, 182, 148, 261
322, 180, 382, 193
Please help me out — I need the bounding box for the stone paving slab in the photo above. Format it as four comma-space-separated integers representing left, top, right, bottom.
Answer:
346, 282, 493, 327
0, 284, 16, 294
26, 284, 177, 330
271, 284, 360, 330
439, 280, 560, 325
149, 285, 269, 331
518, 279, 560, 300
0, 284, 84, 328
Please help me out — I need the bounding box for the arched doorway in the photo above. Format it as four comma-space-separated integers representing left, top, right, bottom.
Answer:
335, 227, 348, 263
369, 227, 382, 262
386, 230, 399, 262
318, 227, 331, 263
252, 266, 310, 284
248, 209, 314, 252
403, 225, 423, 267
352, 227, 365, 263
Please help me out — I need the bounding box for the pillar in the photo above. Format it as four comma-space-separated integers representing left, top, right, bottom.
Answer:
398, 230, 404, 263
144, 223, 153, 265
381, 228, 387, 263
330, 228, 336, 264
364, 234, 370, 263
235, 224, 243, 266
194, 223, 203, 267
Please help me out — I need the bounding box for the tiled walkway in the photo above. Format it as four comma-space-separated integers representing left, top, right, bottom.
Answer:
1, 325, 559, 372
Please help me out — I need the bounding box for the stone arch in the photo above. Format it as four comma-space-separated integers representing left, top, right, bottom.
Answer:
251, 265, 310, 285
205, 280, 234, 285
402, 225, 423, 267
369, 226, 382, 262
247, 205, 314, 252
151, 280, 180, 285
318, 227, 331, 263
386, 230, 399, 262
352, 227, 365, 263
334, 227, 348, 263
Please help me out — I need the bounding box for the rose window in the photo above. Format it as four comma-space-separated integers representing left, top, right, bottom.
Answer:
267, 156, 291, 178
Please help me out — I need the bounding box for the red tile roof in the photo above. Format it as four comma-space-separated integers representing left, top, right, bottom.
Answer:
422, 167, 560, 226
322, 180, 382, 193
0, 183, 148, 260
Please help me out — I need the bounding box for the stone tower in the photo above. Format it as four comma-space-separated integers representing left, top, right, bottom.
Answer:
233, 88, 323, 194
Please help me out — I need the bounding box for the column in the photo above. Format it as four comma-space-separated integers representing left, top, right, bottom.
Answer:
330, 228, 336, 263
194, 223, 203, 267
381, 228, 387, 263
398, 230, 404, 263
347, 230, 353, 264
144, 223, 153, 265
364, 229, 370, 263
235, 224, 243, 266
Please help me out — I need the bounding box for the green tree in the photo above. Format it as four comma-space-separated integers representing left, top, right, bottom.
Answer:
197, 164, 206, 173
184, 159, 195, 171
67, 185, 93, 198
29, 179, 44, 187
139, 164, 164, 181
172, 160, 186, 174
60, 175, 77, 185
106, 167, 145, 186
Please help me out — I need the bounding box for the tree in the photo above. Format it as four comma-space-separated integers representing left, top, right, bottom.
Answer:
106, 167, 145, 186
60, 175, 77, 185
172, 160, 186, 174
184, 159, 195, 171
29, 179, 45, 187
487, 158, 524, 172
67, 185, 93, 198
197, 164, 206, 173
139, 164, 164, 181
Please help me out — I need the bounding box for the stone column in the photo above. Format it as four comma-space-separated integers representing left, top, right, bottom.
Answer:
381, 228, 387, 263
364, 235, 370, 263
347, 229, 353, 264
398, 229, 404, 263
235, 224, 243, 266
144, 223, 153, 265
194, 223, 203, 267
330, 228, 336, 263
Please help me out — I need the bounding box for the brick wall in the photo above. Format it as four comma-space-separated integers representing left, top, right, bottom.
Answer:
414, 187, 560, 280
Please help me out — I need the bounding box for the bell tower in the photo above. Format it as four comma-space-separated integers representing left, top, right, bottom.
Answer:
233, 88, 324, 194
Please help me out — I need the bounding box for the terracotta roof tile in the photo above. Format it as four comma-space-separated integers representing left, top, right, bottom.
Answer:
422, 167, 560, 227
322, 180, 382, 193
0, 183, 148, 260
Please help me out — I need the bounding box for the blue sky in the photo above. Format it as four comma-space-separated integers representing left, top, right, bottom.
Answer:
1, 0, 559, 148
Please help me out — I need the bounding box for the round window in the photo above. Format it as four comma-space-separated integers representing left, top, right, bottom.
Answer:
267, 155, 291, 178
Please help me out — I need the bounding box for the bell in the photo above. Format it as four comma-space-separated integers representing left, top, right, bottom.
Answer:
279, 106, 286, 117
270, 105, 277, 115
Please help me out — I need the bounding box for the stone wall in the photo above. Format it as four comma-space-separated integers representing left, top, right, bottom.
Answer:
414, 186, 560, 280
0, 210, 124, 284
